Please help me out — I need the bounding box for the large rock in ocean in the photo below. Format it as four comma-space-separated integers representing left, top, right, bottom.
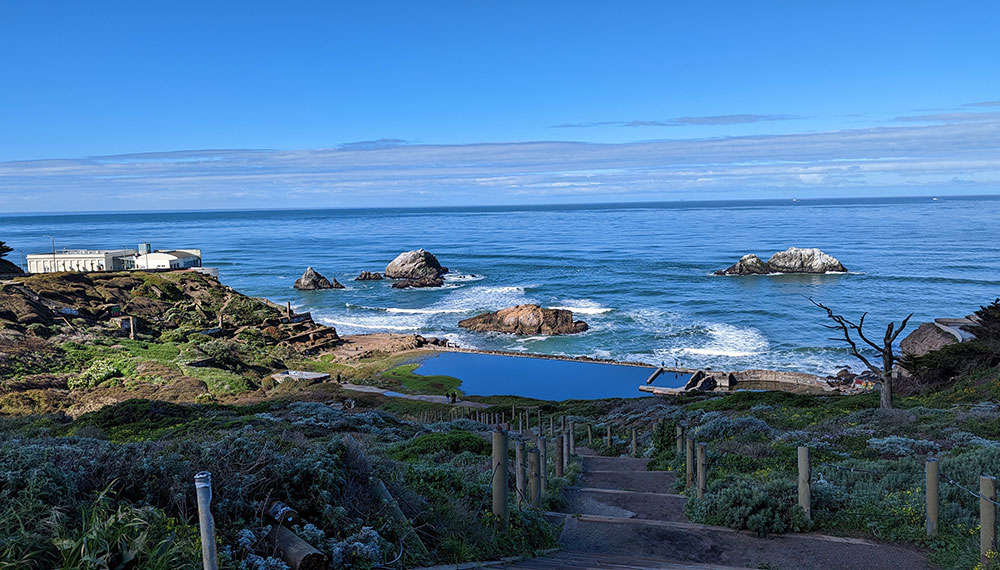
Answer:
715, 247, 846, 275
900, 322, 959, 358
293, 267, 344, 290
714, 254, 771, 276
385, 249, 448, 280
458, 304, 589, 336
767, 247, 847, 273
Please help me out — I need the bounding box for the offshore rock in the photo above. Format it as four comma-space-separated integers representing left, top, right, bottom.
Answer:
900, 322, 958, 358
294, 267, 344, 290
714, 254, 771, 276
385, 249, 448, 280
458, 304, 589, 335
354, 271, 384, 281
767, 247, 847, 273
715, 248, 847, 275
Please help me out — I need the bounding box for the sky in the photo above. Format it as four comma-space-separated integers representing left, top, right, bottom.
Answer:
1, 1, 998, 212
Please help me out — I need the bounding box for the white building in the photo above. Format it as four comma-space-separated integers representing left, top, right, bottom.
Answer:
27, 248, 137, 273
26, 243, 202, 274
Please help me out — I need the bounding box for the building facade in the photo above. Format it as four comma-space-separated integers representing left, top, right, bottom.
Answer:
26, 244, 202, 274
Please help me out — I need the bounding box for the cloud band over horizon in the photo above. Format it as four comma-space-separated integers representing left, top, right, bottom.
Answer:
1, 117, 999, 212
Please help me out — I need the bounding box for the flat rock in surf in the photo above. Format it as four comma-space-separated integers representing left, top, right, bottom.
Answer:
458, 304, 589, 335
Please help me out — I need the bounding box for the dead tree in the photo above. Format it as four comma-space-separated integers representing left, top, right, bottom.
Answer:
811, 298, 912, 409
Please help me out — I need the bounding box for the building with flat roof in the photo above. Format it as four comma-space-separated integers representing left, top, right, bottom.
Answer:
26, 243, 202, 274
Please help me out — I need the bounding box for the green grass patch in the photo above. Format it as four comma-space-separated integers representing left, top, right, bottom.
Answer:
180, 365, 254, 394
382, 363, 462, 395
388, 431, 489, 462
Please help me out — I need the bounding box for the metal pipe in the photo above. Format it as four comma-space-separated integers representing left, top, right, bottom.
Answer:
194, 471, 219, 570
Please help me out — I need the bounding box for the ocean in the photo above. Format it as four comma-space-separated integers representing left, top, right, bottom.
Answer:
2, 196, 998, 376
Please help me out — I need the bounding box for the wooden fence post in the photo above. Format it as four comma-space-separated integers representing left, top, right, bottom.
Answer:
492, 429, 508, 521
982, 475, 997, 568
797, 446, 811, 519
587, 423, 593, 445
555, 434, 565, 477
606, 425, 612, 447
537, 409, 542, 435
696, 443, 707, 499
926, 458, 939, 538
549, 416, 554, 437
515, 441, 525, 508
569, 422, 576, 455
563, 431, 570, 471
685, 438, 694, 488
528, 448, 540, 509
675, 425, 684, 454
538, 436, 548, 493
631, 428, 638, 457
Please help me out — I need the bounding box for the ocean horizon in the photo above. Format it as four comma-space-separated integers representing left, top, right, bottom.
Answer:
3, 194, 999, 376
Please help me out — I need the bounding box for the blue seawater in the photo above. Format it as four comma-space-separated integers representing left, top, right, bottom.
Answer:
2, 196, 998, 376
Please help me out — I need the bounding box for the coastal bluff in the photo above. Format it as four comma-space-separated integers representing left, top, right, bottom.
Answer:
715, 247, 847, 275
458, 304, 589, 335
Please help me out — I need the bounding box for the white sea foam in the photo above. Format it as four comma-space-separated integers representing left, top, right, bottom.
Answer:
514, 336, 549, 342
443, 273, 486, 282
671, 323, 769, 359
320, 318, 420, 331
551, 299, 612, 315
385, 307, 468, 314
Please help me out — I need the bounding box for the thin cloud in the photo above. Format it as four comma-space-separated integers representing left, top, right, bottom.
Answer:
339, 138, 414, 150
553, 114, 798, 128
963, 100, 1000, 108
895, 111, 1000, 123
2, 118, 999, 212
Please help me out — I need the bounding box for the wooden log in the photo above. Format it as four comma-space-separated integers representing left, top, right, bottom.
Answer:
269, 525, 327, 570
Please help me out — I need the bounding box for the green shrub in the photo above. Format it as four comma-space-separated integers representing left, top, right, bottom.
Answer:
686, 476, 812, 536
389, 431, 489, 462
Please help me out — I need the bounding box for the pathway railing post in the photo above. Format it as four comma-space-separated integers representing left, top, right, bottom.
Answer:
538, 436, 548, 493
982, 475, 997, 568
631, 428, 638, 457
587, 423, 593, 445
555, 434, 565, 477
797, 446, 811, 520
675, 425, 684, 454
685, 438, 694, 488
537, 409, 542, 435
492, 429, 509, 521
926, 458, 939, 538
528, 448, 540, 509
515, 441, 526, 508
569, 422, 576, 455
563, 431, 570, 471
549, 416, 554, 438
193, 471, 219, 570
696, 443, 707, 499
606, 425, 612, 447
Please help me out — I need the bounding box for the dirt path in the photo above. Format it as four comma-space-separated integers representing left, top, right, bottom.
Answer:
505, 448, 934, 570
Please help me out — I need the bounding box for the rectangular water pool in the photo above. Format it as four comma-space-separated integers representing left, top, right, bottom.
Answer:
410, 351, 688, 400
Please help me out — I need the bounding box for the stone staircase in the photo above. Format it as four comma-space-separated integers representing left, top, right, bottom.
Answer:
501, 449, 932, 570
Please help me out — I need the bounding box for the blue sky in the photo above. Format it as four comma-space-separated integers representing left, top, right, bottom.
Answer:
1, 1, 998, 211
